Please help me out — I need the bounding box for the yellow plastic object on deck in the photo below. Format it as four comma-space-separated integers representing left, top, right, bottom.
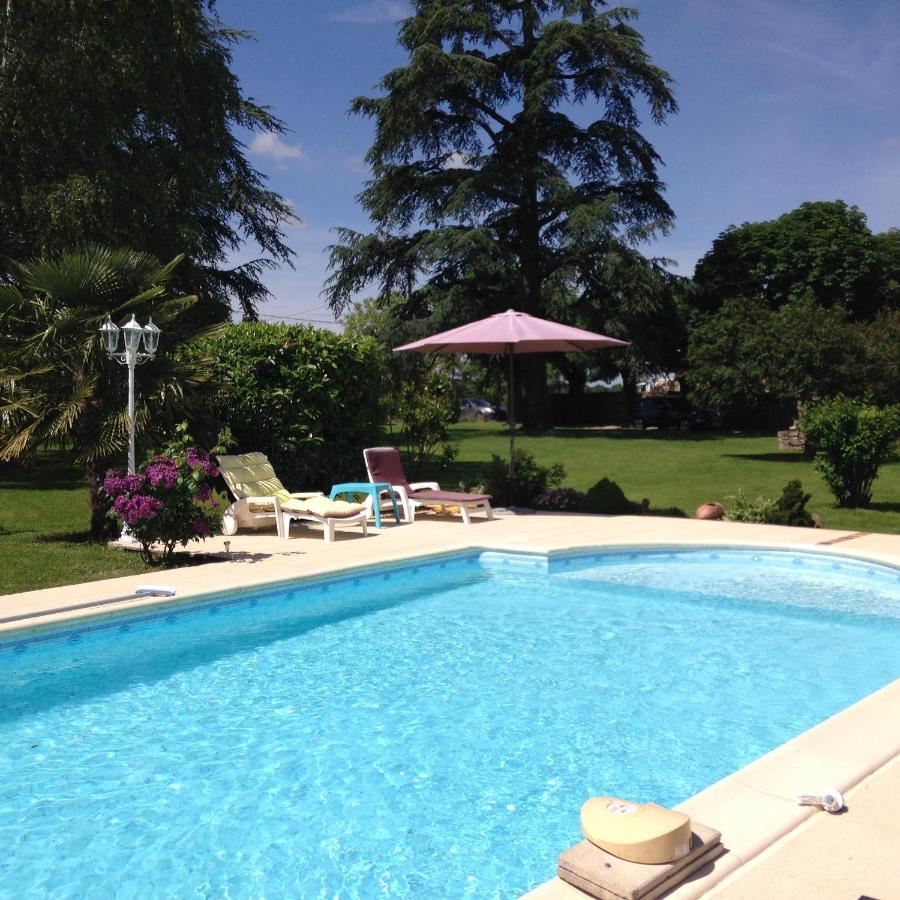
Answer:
580, 797, 692, 865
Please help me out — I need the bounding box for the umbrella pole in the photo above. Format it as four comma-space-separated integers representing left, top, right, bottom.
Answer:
507, 344, 516, 506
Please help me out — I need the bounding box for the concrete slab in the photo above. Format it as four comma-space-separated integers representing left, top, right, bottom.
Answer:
708, 755, 900, 899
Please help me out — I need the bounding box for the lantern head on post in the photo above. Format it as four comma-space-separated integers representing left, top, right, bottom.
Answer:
142, 317, 160, 356
99, 317, 121, 354
122, 314, 144, 352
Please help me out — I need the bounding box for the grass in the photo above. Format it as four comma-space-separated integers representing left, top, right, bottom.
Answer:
0, 450, 152, 595
433, 422, 900, 534
2, 427, 898, 595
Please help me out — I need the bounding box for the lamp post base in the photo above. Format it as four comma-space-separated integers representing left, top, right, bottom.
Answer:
115, 525, 139, 546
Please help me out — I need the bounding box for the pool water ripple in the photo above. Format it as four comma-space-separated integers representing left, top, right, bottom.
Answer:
1, 549, 899, 898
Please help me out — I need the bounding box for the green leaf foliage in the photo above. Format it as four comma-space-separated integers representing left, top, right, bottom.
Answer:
772, 480, 815, 527
693, 201, 889, 319
0, 245, 225, 537
845, 308, 900, 406
800, 396, 900, 508
723, 490, 778, 525
581, 476, 637, 514
102, 423, 226, 566
484, 450, 564, 507
388, 374, 458, 481
725, 480, 814, 526
686, 294, 861, 424
186, 323, 388, 491
325, 1, 678, 420
579, 475, 687, 517
685, 203, 900, 422
0, 0, 295, 321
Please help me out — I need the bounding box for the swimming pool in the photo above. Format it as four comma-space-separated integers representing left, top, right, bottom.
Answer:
2, 547, 899, 898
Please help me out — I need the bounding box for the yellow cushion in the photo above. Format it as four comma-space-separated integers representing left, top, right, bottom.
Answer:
218, 452, 289, 500
282, 495, 366, 519
218, 453, 365, 519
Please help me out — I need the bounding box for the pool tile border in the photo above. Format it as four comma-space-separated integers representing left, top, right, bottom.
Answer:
4, 542, 899, 653
0, 549, 484, 652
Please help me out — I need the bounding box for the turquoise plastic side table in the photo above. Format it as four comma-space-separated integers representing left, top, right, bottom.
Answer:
329, 482, 402, 528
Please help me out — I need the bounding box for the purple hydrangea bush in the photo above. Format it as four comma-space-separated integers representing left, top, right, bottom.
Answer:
532, 487, 584, 512
103, 425, 224, 566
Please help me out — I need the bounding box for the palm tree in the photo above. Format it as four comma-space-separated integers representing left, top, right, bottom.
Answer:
0, 246, 225, 538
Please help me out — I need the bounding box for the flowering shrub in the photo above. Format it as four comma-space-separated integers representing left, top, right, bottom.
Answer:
103, 424, 225, 566
532, 488, 584, 511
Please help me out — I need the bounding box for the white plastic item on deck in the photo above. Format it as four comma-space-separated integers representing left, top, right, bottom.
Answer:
795, 788, 844, 813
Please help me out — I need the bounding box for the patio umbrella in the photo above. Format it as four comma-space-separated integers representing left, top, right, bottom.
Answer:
393, 309, 629, 489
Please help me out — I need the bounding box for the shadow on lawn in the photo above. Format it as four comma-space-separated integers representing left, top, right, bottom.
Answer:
453, 425, 728, 443
867, 501, 900, 514
552, 427, 722, 442
723, 452, 808, 464
0, 457, 85, 492
36, 530, 95, 544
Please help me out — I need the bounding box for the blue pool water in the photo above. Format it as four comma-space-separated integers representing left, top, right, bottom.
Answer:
1, 547, 900, 898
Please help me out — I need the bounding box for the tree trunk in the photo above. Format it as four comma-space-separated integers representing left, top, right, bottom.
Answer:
518, 0, 549, 431
86, 459, 116, 542
621, 373, 638, 426
566, 364, 587, 425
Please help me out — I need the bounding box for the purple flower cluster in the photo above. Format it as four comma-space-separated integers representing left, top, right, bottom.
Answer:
193, 517, 210, 535
146, 456, 179, 489
532, 487, 585, 512
101, 435, 222, 565
187, 448, 219, 478
113, 493, 163, 526
103, 470, 147, 496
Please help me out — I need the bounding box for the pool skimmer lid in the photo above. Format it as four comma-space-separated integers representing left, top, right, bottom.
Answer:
581, 797, 692, 864
558, 797, 724, 900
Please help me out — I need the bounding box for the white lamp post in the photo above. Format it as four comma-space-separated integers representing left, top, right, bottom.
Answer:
100, 314, 161, 476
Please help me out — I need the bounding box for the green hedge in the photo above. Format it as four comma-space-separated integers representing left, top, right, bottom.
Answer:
188, 323, 388, 491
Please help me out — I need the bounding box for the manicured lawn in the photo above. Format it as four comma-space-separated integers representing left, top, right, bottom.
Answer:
2, 428, 898, 595
435, 423, 900, 534
0, 451, 152, 595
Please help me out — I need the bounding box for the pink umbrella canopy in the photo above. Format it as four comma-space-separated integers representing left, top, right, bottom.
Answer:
394, 310, 629, 497
393, 308, 628, 355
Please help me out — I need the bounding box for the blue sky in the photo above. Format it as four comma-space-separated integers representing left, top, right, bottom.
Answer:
216, 0, 900, 326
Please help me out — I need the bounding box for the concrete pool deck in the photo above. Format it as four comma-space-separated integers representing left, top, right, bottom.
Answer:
2, 511, 900, 898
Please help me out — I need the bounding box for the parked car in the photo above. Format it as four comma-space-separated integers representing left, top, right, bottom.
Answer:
633, 397, 719, 431
459, 397, 507, 421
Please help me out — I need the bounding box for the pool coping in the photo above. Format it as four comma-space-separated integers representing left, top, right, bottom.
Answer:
524, 676, 900, 900
2, 514, 900, 897
3, 533, 899, 642
4, 541, 897, 649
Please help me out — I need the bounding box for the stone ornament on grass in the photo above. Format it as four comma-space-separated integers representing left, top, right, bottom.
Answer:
695, 502, 725, 520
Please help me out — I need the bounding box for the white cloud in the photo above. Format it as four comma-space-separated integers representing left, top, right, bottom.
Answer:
282, 198, 307, 229
332, 1, 409, 25
249, 131, 313, 170
442, 151, 473, 170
